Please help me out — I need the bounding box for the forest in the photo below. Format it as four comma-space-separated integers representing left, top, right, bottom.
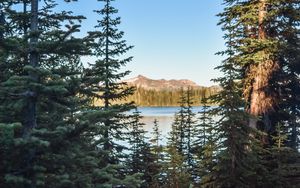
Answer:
96, 86, 220, 107
0, 0, 300, 188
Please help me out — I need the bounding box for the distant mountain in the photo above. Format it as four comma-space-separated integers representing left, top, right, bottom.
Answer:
123, 75, 218, 91
121, 75, 221, 106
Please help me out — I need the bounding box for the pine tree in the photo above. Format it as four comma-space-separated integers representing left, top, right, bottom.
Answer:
274, 0, 300, 150
193, 98, 213, 154
128, 110, 147, 175
167, 88, 197, 182
199, 15, 259, 186
0, 1, 112, 187
262, 123, 300, 187
176, 89, 187, 154
149, 119, 163, 187
192, 97, 216, 183
150, 119, 162, 162
218, 0, 300, 147
184, 87, 197, 173
79, 0, 143, 186
84, 0, 135, 166
206, 1, 300, 186
163, 122, 192, 188
127, 109, 159, 188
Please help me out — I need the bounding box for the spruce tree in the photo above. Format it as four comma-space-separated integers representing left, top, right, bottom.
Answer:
149, 119, 163, 187
193, 97, 213, 154
163, 122, 191, 188
176, 89, 187, 154
165, 88, 197, 183
207, 1, 300, 186
84, 0, 135, 166
184, 87, 197, 173
192, 97, 216, 183
128, 110, 147, 175
0, 1, 109, 187
150, 119, 162, 163
274, 0, 300, 150
218, 0, 300, 147
199, 16, 258, 186
80, 0, 142, 186
127, 109, 159, 188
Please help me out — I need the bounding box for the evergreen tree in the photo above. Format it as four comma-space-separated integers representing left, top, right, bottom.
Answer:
84, 0, 135, 166
176, 89, 187, 154
193, 97, 213, 154
80, 0, 142, 186
192, 97, 216, 183
218, 0, 300, 146
204, 1, 300, 186
150, 119, 162, 162
163, 122, 192, 188
200, 17, 259, 186
184, 87, 197, 173
167, 88, 197, 181
127, 109, 159, 188
149, 119, 163, 187
128, 110, 147, 175
0, 1, 126, 187
0, 0, 90, 186
124, 86, 220, 107
274, 0, 300, 150
261, 123, 300, 187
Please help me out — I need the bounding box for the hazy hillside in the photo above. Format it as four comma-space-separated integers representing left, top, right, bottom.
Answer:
123, 75, 221, 106
123, 75, 201, 90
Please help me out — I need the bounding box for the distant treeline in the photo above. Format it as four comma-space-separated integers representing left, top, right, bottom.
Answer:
126, 87, 220, 106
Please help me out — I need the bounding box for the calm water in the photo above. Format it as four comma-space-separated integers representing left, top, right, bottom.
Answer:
137, 106, 204, 143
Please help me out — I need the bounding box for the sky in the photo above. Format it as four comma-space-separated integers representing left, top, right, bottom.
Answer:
61, 0, 225, 86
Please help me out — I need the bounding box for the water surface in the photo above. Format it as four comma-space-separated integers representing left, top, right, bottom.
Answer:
138, 106, 204, 143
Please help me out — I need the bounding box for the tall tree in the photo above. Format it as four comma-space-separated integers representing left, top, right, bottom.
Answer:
199, 14, 260, 185
150, 119, 162, 162
274, 0, 300, 150
128, 110, 147, 175
212, 1, 300, 187
127, 110, 159, 188
0, 1, 108, 187
149, 119, 163, 187
192, 97, 216, 183
163, 121, 192, 188
84, 0, 135, 165
219, 0, 300, 146
183, 88, 197, 174
247, 0, 280, 133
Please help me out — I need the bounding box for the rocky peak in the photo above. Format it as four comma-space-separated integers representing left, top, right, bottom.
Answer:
123, 75, 204, 91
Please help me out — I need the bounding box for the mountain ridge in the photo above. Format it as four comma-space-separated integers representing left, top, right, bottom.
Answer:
123, 75, 219, 91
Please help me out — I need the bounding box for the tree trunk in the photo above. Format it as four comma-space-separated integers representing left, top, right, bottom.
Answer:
23, 0, 38, 138
23, 1, 39, 187
103, 0, 110, 161
248, 0, 279, 131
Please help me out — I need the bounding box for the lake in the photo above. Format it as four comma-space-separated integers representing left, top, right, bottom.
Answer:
137, 106, 204, 143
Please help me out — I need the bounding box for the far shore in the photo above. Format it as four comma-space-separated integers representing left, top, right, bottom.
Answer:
135, 104, 218, 107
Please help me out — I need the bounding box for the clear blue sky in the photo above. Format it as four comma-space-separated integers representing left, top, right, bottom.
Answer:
61, 0, 225, 86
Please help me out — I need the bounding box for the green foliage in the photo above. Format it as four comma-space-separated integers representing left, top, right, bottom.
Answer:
0, 0, 140, 187
149, 119, 163, 187
83, 0, 135, 166
200, 53, 256, 187
127, 110, 161, 188
192, 98, 217, 184
1, 0, 300, 187
198, 1, 300, 187
125, 86, 219, 107
161, 89, 197, 186
163, 145, 192, 188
